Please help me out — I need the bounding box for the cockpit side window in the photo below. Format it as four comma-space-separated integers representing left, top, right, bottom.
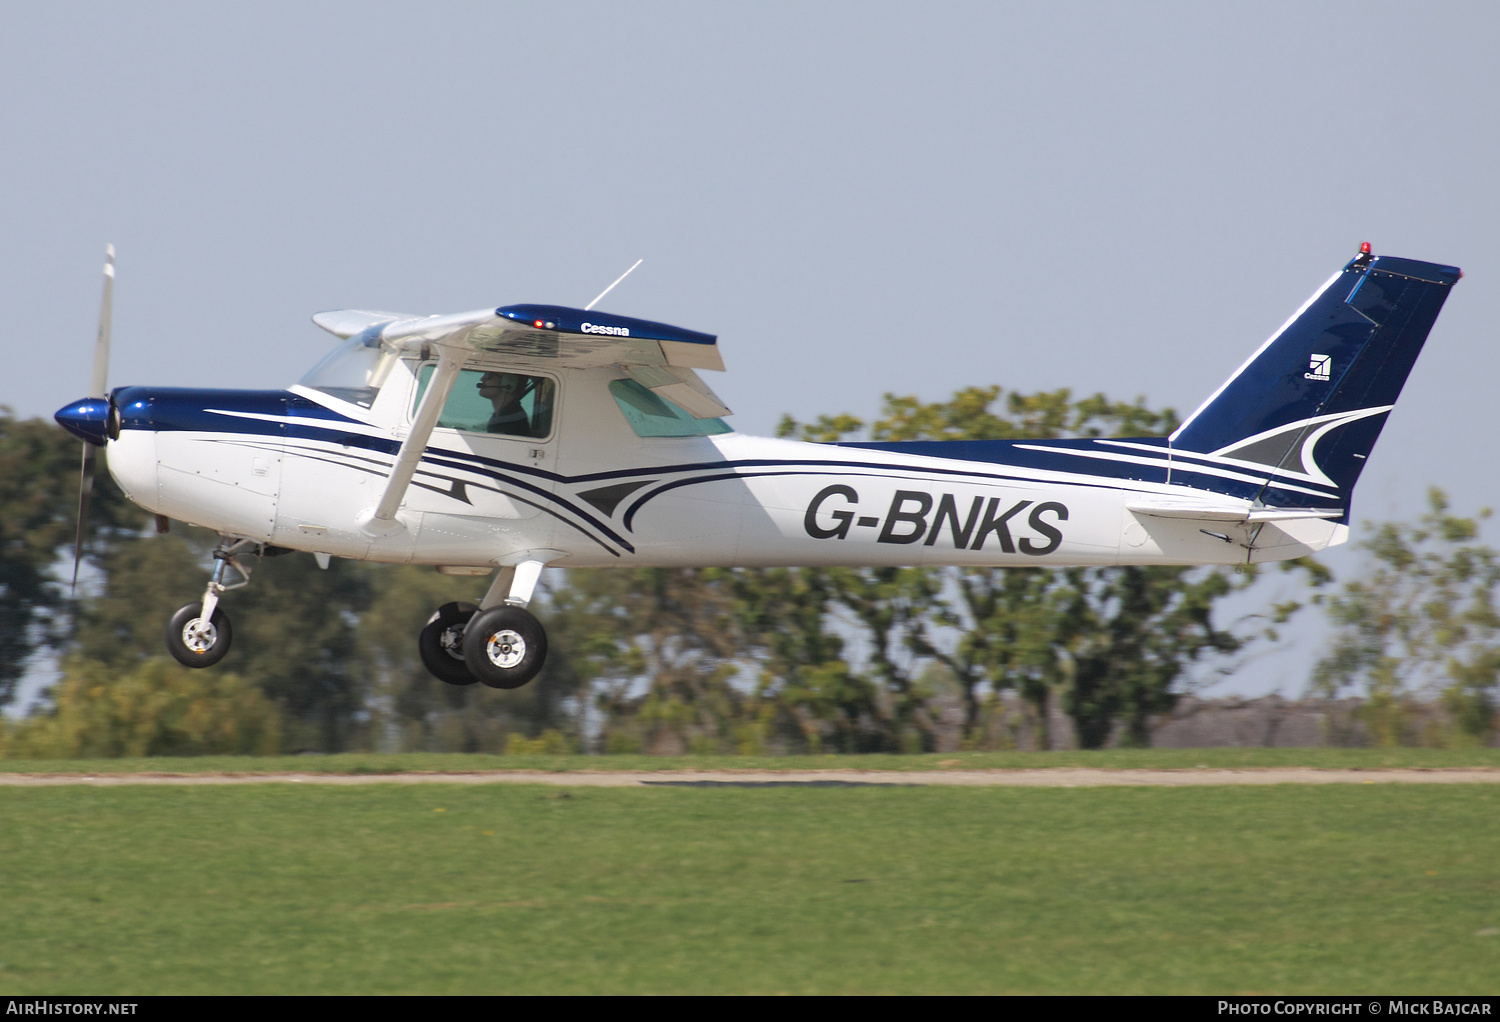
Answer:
413, 365, 556, 440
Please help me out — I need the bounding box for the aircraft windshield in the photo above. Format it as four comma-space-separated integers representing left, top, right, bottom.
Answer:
298, 334, 401, 408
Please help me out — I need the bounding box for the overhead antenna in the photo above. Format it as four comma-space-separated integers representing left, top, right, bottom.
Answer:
584, 258, 643, 311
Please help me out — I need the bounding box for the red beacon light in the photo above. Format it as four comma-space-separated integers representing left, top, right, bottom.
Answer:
1359, 242, 1372, 255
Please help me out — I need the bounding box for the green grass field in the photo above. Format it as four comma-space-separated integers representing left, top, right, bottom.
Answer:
3, 746, 1499, 774
2, 782, 1497, 993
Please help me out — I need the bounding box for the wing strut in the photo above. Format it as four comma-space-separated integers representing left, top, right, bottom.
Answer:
359, 346, 465, 536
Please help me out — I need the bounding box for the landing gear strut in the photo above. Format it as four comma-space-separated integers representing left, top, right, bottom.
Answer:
165, 537, 254, 668
418, 559, 549, 689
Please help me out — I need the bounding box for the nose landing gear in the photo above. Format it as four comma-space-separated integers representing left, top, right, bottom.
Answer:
419, 559, 549, 690
165, 538, 255, 668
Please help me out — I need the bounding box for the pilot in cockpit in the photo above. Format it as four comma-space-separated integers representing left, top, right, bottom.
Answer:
478, 372, 531, 435
477, 371, 556, 438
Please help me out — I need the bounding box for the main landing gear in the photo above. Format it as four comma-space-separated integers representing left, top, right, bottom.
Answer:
165, 537, 256, 668
419, 560, 549, 690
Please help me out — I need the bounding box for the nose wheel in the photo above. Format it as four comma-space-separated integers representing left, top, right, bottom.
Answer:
166, 602, 233, 667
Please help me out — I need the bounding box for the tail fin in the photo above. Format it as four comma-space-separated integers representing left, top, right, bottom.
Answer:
1168, 246, 1460, 517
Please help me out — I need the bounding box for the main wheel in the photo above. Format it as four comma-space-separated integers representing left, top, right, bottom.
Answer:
418, 601, 479, 686
166, 602, 233, 668
461, 605, 547, 690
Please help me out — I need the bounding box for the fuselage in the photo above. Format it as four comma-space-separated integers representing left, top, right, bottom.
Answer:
97, 352, 1343, 572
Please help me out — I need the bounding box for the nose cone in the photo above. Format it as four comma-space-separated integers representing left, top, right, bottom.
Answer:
55, 396, 112, 446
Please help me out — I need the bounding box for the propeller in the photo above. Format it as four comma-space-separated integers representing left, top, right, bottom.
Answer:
69, 245, 114, 588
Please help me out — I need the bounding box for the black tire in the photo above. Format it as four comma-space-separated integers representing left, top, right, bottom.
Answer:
462, 605, 547, 690
165, 602, 233, 668
418, 601, 479, 686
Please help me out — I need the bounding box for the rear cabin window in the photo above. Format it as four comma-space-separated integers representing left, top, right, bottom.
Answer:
608, 379, 732, 438
413, 366, 556, 439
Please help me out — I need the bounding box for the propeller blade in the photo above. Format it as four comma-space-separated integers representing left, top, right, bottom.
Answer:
90, 244, 114, 399
72, 444, 95, 588
72, 244, 114, 591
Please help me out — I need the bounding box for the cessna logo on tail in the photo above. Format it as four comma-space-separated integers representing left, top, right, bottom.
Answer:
804, 485, 1067, 555
1305, 354, 1331, 381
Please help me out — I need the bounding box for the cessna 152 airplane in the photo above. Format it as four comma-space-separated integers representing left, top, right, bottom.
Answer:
55, 244, 1460, 690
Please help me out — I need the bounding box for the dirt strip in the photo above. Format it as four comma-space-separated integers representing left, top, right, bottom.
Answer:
2, 768, 1499, 787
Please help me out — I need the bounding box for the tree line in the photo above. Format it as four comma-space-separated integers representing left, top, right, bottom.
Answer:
2, 386, 1495, 757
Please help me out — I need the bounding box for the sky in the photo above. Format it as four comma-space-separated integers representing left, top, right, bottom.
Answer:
3, 1, 1498, 701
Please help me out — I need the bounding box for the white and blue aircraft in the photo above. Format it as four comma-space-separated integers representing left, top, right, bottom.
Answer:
56, 244, 1461, 689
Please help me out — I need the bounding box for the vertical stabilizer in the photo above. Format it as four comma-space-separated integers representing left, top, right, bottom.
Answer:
1168, 246, 1460, 516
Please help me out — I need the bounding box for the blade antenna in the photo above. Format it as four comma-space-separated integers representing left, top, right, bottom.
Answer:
584, 258, 643, 311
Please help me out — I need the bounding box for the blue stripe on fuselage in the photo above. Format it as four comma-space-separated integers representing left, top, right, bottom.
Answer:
839, 437, 1172, 486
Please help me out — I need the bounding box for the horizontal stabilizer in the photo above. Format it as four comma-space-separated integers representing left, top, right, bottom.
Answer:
1127, 500, 1344, 523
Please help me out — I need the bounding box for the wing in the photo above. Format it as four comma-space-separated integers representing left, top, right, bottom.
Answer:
312, 303, 729, 418
311, 309, 424, 339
